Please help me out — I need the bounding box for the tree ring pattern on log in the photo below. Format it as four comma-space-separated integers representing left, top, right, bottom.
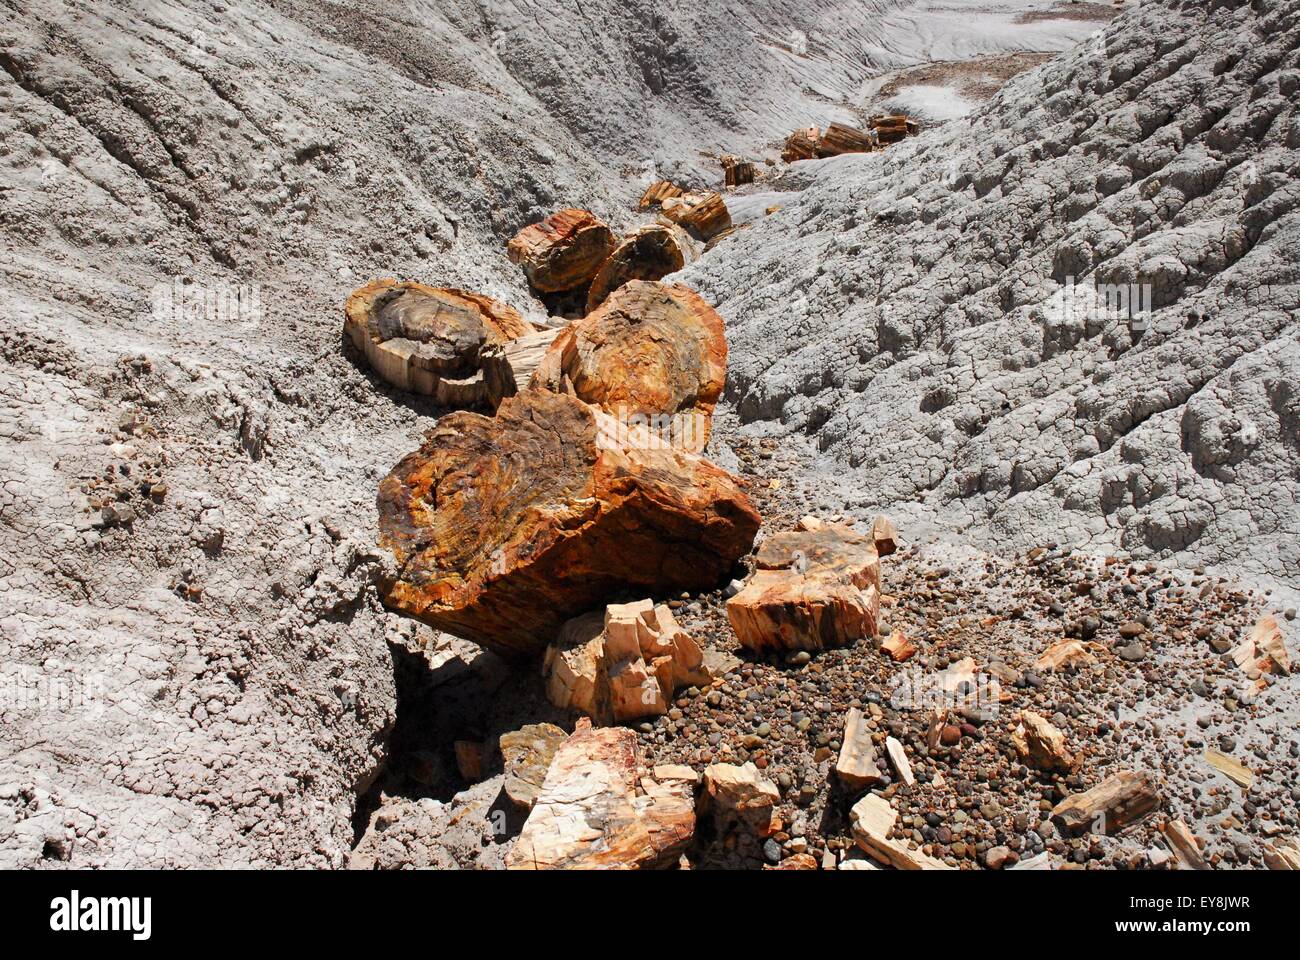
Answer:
535, 280, 727, 448
344, 279, 532, 402
586, 223, 691, 312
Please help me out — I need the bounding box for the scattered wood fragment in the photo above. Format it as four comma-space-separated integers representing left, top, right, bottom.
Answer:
500, 722, 568, 812
1264, 839, 1300, 870
881, 627, 916, 663
702, 763, 780, 836
871, 514, 898, 556
850, 794, 953, 869
1050, 771, 1160, 836
834, 707, 884, 790
721, 154, 756, 187
638, 179, 684, 210
1161, 819, 1208, 870
1034, 638, 1101, 671
885, 736, 915, 786
1011, 710, 1074, 773
816, 121, 875, 157
660, 191, 732, 239
782, 126, 820, 162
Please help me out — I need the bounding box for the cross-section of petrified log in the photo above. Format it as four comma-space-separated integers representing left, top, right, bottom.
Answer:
377, 389, 760, 657
506, 208, 616, 293
534, 280, 726, 449
638, 179, 685, 210
726, 523, 881, 653
816, 122, 875, 157
344, 279, 533, 403
480, 325, 564, 410
586, 223, 697, 312
507, 718, 694, 869
660, 192, 732, 240
782, 126, 820, 162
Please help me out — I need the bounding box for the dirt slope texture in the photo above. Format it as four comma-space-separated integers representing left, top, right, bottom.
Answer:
688, 0, 1300, 590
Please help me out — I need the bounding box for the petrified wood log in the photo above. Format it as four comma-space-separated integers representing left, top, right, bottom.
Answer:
660, 192, 732, 240
499, 722, 568, 813
344, 279, 533, 403
507, 718, 694, 869
506, 208, 616, 293
377, 389, 760, 657
480, 325, 564, 410
727, 523, 881, 652
586, 223, 697, 312
871, 114, 917, 144
1050, 771, 1160, 836
638, 179, 685, 210
534, 280, 727, 449
721, 154, 755, 187
782, 126, 820, 162
816, 122, 875, 157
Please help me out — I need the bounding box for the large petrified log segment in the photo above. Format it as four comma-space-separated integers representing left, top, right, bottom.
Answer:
481, 325, 565, 410
506, 208, 616, 293
507, 719, 694, 870
377, 389, 760, 657
816, 122, 875, 157
660, 192, 732, 240
586, 223, 697, 312
727, 523, 882, 653
1050, 771, 1160, 836
535, 280, 727, 449
344, 279, 533, 403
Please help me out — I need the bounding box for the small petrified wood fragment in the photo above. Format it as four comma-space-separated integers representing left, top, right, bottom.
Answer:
816, 122, 875, 157
344, 279, 533, 404
508, 719, 694, 869
506, 208, 616, 293
1050, 771, 1160, 836
480, 325, 565, 410
377, 390, 760, 657
871, 114, 917, 144
586, 223, 697, 312
499, 722, 568, 812
834, 706, 883, 790
727, 523, 882, 653
534, 280, 727, 449
721, 154, 755, 187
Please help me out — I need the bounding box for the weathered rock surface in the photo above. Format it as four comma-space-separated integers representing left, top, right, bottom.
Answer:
507, 208, 616, 293
344, 279, 533, 403
586, 223, 697, 312
377, 389, 760, 656
507, 719, 694, 869
1051, 771, 1160, 837
727, 523, 881, 652
500, 722, 569, 812
534, 280, 727, 449
686, 0, 1300, 585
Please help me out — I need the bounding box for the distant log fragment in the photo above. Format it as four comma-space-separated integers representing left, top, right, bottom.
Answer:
506, 208, 615, 293
535, 280, 727, 449
344, 279, 533, 404
377, 390, 760, 658
660, 192, 732, 240
586, 223, 697, 312
638, 179, 685, 210
871, 114, 917, 144
782, 126, 820, 162
721, 154, 756, 187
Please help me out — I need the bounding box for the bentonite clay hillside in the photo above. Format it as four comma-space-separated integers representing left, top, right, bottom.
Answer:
1, 0, 1298, 871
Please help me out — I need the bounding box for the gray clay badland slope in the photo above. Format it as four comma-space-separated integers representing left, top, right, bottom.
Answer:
689, 0, 1300, 590
0, 0, 1292, 868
